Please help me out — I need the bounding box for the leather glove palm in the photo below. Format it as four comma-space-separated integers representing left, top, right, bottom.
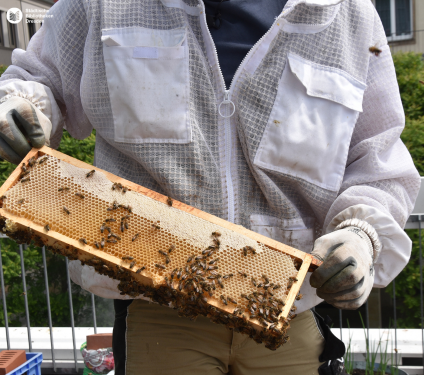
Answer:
310, 226, 374, 310
0, 96, 51, 164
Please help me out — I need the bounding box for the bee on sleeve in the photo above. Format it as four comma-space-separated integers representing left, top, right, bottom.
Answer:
369, 46, 382, 57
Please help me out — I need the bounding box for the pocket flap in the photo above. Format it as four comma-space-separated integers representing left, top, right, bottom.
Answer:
287, 52, 366, 112
101, 27, 187, 48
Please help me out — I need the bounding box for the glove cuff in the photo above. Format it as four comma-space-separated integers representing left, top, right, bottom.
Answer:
335, 219, 381, 261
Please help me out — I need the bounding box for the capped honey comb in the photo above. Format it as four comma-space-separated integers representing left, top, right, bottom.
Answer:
0, 147, 321, 351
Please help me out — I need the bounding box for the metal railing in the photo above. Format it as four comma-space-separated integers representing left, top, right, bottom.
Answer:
0, 216, 423, 373
0, 235, 98, 373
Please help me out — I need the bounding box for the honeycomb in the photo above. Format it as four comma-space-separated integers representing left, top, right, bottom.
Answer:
0, 150, 308, 350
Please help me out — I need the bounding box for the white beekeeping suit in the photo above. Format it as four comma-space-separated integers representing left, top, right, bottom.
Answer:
0, 0, 419, 313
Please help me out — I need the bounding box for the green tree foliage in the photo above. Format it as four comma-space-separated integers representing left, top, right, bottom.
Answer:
385, 52, 424, 328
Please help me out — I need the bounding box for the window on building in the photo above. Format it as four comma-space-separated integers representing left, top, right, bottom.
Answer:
375, 0, 413, 41
7, 21, 16, 48
0, 12, 4, 47
27, 19, 36, 40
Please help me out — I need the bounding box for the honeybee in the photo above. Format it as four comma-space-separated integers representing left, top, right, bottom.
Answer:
273, 284, 281, 290
123, 187, 128, 193
104, 226, 111, 234
94, 241, 100, 249
105, 218, 116, 223
58, 187, 70, 192
120, 222, 125, 233
246, 246, 256, 255
44, 224, 50, 232
86, 170, 95, 178
243, 247, 248, 257
155, 264, 166, 270
289, 276, 298, 282
166, 256, 171, 265
177, 268, 182, 279
217, 278, 224, 288
38, 156, 48, 164
151, 223, 161, 230
136, 266, 145, 274
124, 221, 129, 230
222, 274, 233, 279
122, 256, 134, 260
369, 46, 382, 56
262, 274, 269, 283
220, 295, 228, 305
159, 250, 168, 257
0, 195, 7, 200
75, 193, 85, 199
63, 207, 70, 215
295, 293, 303, 301
100, 238, 105, 248
20, 170, 30, 179
109, 233, 121, 240
168, 244, 176, 253
129, 261, 136, 268
27, 157, 36, 167
79, 238, 87, 245
213, 238, 220, 247
251, 277, 257, 287
107, 239, 117, 244
238, 271, 247, 278
228, 297, 237, 305
21, 163, 27, 172
132, 233, 140, 242
167, 197, 173, 206
212, 231, 221, 237
102, 265, 109, 270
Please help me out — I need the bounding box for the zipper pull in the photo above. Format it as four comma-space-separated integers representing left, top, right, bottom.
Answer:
219, 91, 235, 118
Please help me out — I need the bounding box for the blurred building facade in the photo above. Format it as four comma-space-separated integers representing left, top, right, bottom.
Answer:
373, 0, 421, 53
0, 0, 54, 66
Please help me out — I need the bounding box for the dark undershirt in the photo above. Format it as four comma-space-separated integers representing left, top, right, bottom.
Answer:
204, 0, 289, 89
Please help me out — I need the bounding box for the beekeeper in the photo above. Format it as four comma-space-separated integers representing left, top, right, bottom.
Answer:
0, 0, 419, 374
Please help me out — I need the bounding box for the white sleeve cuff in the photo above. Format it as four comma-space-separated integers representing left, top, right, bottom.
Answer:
326, 203, 412, 288
0, 79, 64, 148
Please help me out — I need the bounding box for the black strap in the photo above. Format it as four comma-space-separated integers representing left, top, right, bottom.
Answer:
312, 310, 346, 362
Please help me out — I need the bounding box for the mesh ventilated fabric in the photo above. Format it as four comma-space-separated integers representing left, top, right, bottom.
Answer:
0, 0, 419, 311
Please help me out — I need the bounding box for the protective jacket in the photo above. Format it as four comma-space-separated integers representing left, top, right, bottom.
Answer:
0, 0, 419, 313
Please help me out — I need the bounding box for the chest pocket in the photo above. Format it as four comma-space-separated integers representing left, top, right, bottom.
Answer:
254, 53, 366, 192
102, 27, 191, 144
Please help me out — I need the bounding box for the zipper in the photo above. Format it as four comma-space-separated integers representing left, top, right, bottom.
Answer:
198, 1, 290, 222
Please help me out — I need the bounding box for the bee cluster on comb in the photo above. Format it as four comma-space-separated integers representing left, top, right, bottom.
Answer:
0, 147, 318, 351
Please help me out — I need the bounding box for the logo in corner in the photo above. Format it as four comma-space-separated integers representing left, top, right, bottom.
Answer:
7, 8, 22, 24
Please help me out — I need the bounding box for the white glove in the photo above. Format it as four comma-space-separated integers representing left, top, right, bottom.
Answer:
310, 225, 376, 310
0, 96, 52, 164
68, 260, 132, 300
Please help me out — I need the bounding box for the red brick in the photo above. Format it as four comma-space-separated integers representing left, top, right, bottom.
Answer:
0, 350, 26, 375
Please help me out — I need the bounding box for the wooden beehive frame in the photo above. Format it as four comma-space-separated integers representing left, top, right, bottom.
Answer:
0, 147, 321, 340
